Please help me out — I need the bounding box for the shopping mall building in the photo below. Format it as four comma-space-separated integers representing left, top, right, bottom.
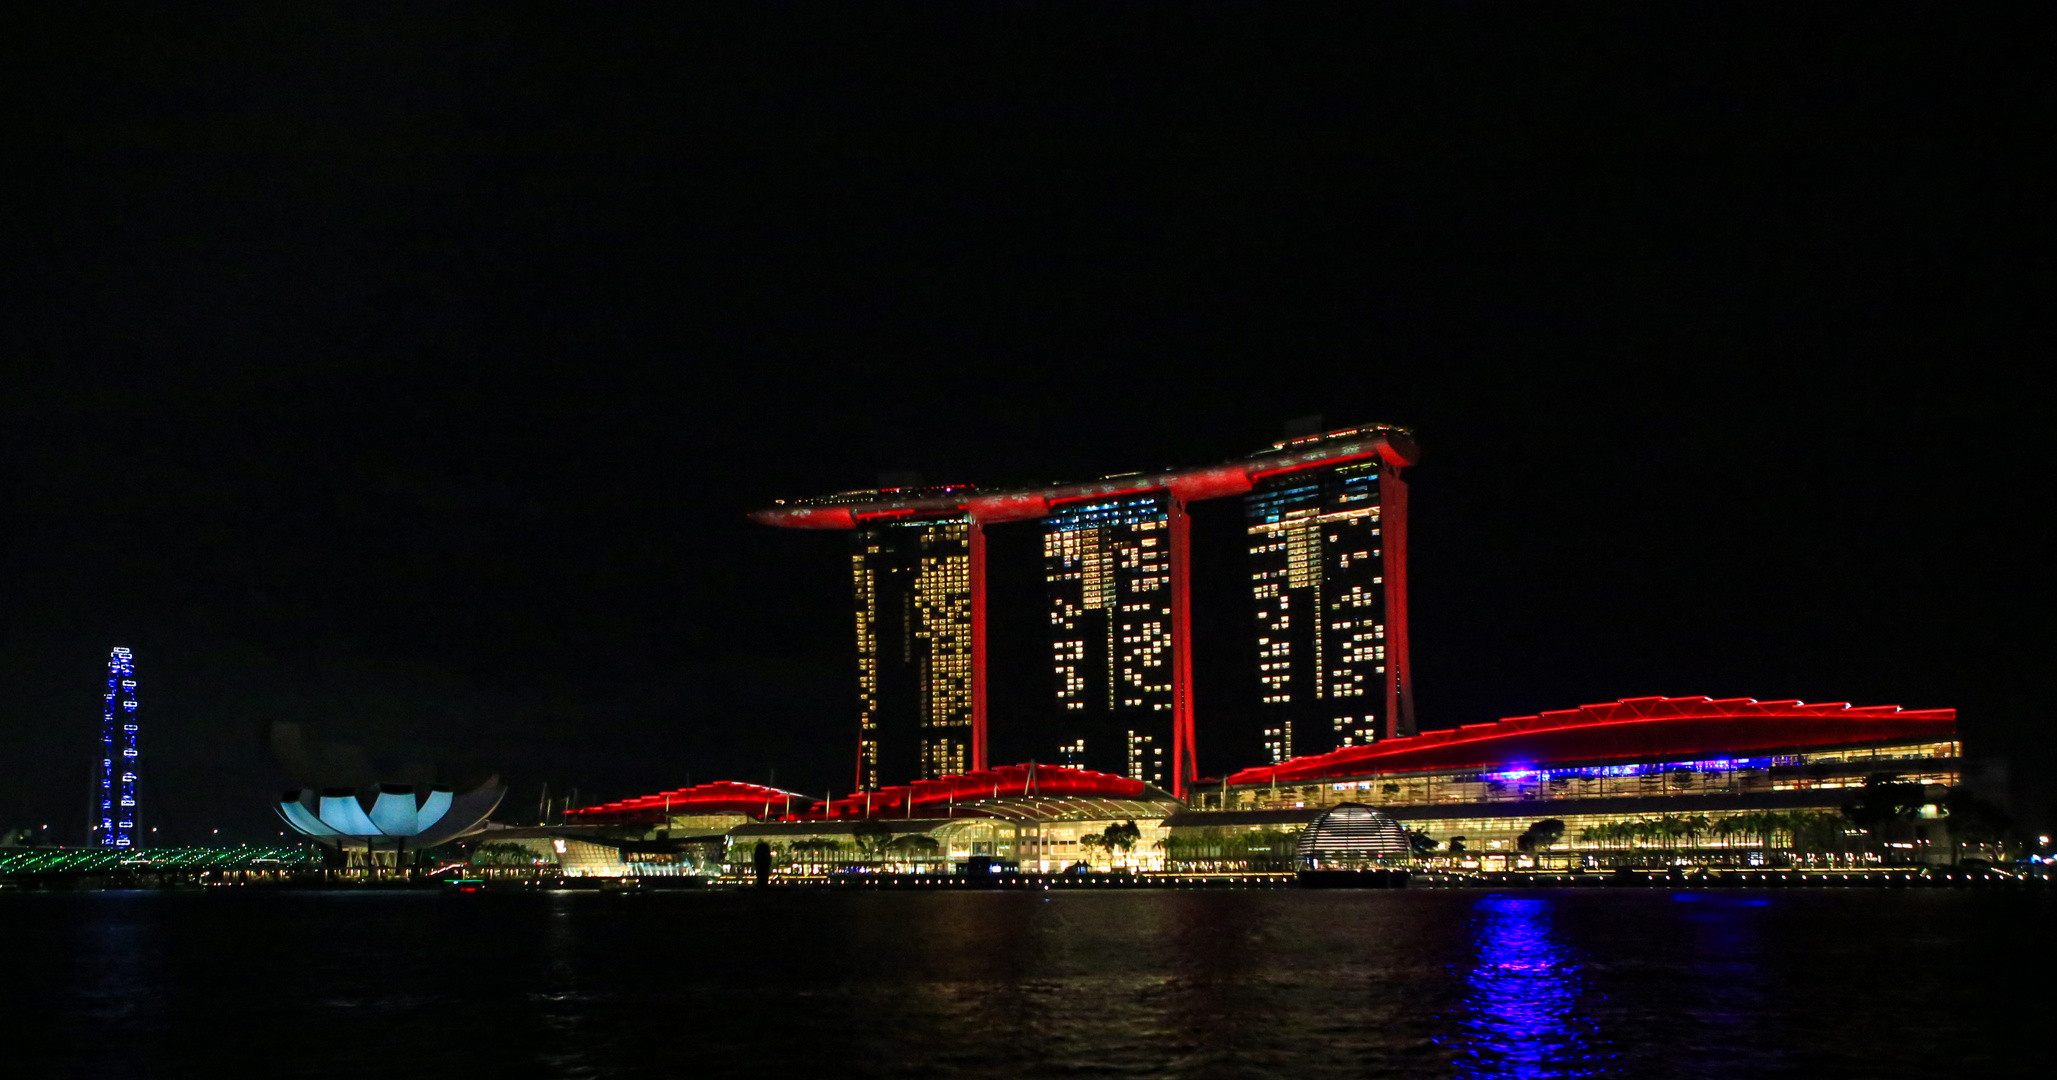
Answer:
507, 694, 1963, 877
1184, 695, 1962, 869
550, 765, 1183, 877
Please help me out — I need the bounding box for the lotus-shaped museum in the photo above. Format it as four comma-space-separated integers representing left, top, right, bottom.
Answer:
278, 777, 505, 850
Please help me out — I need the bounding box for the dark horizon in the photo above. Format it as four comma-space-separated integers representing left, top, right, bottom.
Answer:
2, 9, 2044, 843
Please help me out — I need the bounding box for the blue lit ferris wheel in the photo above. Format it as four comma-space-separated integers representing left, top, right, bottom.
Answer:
98, 647, 139, 848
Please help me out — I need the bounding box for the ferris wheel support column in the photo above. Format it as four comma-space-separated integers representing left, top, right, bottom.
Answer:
97, 647, 139, 849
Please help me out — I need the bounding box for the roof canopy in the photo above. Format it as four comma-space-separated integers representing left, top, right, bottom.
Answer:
1222, 696, 1957, 787
567, 780, 812, 824
564, 767, 1163, 825
804, 764, 1160, 820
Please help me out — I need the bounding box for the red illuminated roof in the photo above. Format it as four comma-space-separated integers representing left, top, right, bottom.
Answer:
752, 426, 1418, 528
801, 763, 1154, 819
565, 767, 1157, 825
566, 780, 812, 824
1222, 696, 1959, 787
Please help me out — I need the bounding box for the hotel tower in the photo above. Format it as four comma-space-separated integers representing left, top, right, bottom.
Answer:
1244, 428, 1416, 763
753, 424, 1418, 798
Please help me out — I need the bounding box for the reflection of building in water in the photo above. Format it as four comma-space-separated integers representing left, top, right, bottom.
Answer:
1194, 696, 1965, 869
1459, 896, 1596, 1079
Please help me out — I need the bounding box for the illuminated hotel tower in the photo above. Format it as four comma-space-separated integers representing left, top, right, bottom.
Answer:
753, 423, 1415, 799
97, 646, 140, 848
1043, 493, 1174, 787
1245, 430, 1416, 761
850, 515, 977, 789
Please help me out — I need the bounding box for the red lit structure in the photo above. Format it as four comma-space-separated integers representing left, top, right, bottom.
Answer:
751, 431, 1417, 532
754, 426, 1420, 798
1221, 696, 1959, 787
969, 518, 989, 773
1168, 494, 1197, 797
1378, 466, 1413, 738
566, 781, 812, 825
800, 763, 1152, 820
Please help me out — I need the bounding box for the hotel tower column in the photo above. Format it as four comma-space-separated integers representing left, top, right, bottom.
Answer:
969, 515, 989, 772
1380, 462, 1416, 738
1168, 493, 1197, 799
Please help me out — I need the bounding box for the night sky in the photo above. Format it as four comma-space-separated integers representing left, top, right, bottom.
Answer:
3, 9, 2045, 843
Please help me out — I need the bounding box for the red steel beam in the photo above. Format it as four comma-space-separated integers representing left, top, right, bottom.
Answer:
1381, 463, 1416, 739
1168, 494, 1196, 799
750, 428, 1418, 529
802, 763, 1149, 820
1222, 697, 1958, 787
969, 517, 989, 772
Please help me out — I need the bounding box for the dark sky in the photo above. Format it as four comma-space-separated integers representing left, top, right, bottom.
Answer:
3, 9, 2046, 843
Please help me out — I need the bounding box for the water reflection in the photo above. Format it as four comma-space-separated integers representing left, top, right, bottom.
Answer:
1457, 896, 1602, 1079
70, 893, 166, 1077
1667, 892, 1776, 1074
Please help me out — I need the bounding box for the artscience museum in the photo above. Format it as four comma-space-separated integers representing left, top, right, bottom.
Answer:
278, 777, 506, 866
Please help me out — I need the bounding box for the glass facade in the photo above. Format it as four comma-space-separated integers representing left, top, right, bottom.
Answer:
1207, 739, 1963, 813
1043, 493, 1173, 786
1244, 461, 1391, 762
1176, 737, 1966, 870
726, 814, 1176, 877
850, 518, 974, 789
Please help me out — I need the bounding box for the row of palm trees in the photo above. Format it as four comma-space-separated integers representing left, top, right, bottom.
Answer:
781, 834, 941, 858
1578, 810, 1852, 851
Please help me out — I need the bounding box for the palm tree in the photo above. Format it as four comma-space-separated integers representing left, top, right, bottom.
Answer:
1944, 789, 2015, 863
1841, 774, 1924, 861
1517, 819, 1566, 854
1098, 821, 1142, 871
885, 834, 940, 867
1077, 831, 1107, 870
1748, 811, 1784, 854
1740, 815, 1760, 851
851, 820, 895, 860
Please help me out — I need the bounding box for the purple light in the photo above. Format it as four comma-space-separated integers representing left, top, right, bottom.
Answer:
1482, 756, 1779, 785
1457, 896, 1603, 1078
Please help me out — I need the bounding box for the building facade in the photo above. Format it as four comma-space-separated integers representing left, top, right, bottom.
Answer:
851, 516, 976, 789
569, 768, 1179, 877
1043, 493, 1174, 787
560, 696, 1971, 879
1244, 428, 1415, 762
1191, 696, 1964, 869
754, 425, 1420, 798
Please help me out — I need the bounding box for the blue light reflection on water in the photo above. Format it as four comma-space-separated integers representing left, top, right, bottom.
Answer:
1455, 895, 1605, 1079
